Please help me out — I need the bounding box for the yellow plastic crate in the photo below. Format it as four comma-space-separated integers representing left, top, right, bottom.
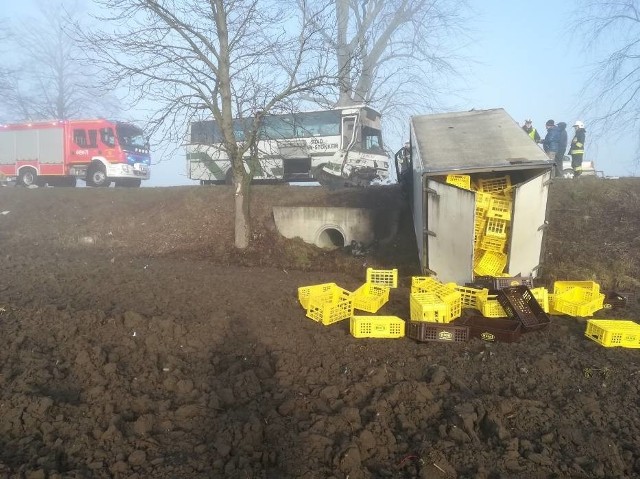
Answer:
350, 316, 405, 338
553, 288, 605, 317
478, 176, 511, 194
297, 282, 338, 309
353, 282, 390, 313
411, 276, 458, 297
480, 235, 506, 253
487, 196, 512, 221
475, 191, 493, 214
474, 218, 487, 243
366, 268, 398, 288
548, 293, 566, 315
485, 217, 509, 239
411, 277, 462, 320
445, 174, 472, 190
585, 320, 640, 348
410, 292, 450, 323
306, 286, 354, 325
553, 281, 600, 296
530, 287, 549, 313
455, 285, 488, 309
477, 294, 507, 317
411, 276, 453, 295
473, 250, 507, 277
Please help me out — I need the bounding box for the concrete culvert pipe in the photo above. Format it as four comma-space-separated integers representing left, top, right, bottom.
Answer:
317, 227, 345, 249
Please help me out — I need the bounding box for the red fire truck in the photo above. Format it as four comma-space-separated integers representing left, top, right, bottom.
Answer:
0, 119, 151, 187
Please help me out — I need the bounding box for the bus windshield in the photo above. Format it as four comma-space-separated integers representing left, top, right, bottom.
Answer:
362, 126, 384, 152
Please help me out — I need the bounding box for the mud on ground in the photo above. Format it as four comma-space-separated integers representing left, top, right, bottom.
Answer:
0, 179, 639, 479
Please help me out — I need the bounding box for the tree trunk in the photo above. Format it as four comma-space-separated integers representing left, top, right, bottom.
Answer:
234, 173, 251, 249
335, 0, 353, 106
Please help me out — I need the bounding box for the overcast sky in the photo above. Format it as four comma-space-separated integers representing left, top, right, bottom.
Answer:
3, 0, 637, 185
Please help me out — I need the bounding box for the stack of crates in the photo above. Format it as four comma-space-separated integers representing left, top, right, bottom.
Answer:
351, 268, 403, 338
410, 277, 462, 323
473, 175, 513, 277
552, 281, 605, 317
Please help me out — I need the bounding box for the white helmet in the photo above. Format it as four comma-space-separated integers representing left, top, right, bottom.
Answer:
573, 120, 584, 129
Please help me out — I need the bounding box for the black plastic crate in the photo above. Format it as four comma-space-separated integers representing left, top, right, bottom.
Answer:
406, 321, 469, 343
603, 291, 633, 309
473, 275, 534, 290
497, 285, 550, 332
454, 316, 521, 343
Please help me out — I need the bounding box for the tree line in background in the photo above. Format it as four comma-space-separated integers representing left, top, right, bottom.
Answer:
0, 2, 118, 122
0, 0, 638, 248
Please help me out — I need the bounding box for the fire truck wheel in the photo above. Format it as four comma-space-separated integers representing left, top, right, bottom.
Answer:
18, 168, 38, 187
87, 164, 111, 187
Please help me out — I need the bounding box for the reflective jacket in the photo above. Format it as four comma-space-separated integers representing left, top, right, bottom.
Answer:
522, 126, 540, 143
569, 128, 586, 155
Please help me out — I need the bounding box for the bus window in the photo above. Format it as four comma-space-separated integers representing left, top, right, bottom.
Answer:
232, 119, 249, 142
362, 126, 384, 152
262, 115, 295, 139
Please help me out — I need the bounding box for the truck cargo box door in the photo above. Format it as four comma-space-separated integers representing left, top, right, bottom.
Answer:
508, 170, 551, 278
425, 179, 475, 284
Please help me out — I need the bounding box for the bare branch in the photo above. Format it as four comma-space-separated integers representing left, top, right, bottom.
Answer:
572, 0, 640, 165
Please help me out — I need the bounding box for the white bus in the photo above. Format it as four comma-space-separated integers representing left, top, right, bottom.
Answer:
186, 105, 390, 186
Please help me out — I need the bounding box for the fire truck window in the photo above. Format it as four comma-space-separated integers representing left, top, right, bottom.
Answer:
88, 130, 98, 148
73, 129, 87, 147
100, 128, 115, 147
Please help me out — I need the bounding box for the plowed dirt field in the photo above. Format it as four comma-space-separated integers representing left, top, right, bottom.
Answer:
0, 178, 639, 479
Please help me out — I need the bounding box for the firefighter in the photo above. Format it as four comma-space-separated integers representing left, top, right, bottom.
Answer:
522, 119, 540, 143
569, 121, 586, 175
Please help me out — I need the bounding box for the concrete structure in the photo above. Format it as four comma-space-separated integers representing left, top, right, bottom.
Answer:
272, 206, 398, 249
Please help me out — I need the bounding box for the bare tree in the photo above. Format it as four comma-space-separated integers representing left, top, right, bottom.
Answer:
573, 0, 640, 159
81, 0, 331, 248
1, 1, 118, 121
0, 22, 12, 118
296, 0, 470, 118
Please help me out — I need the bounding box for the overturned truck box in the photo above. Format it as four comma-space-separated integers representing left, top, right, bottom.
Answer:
405, 108, 553, 284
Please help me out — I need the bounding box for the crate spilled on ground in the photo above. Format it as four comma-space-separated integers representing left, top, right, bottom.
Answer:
296, 268, 638, 348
